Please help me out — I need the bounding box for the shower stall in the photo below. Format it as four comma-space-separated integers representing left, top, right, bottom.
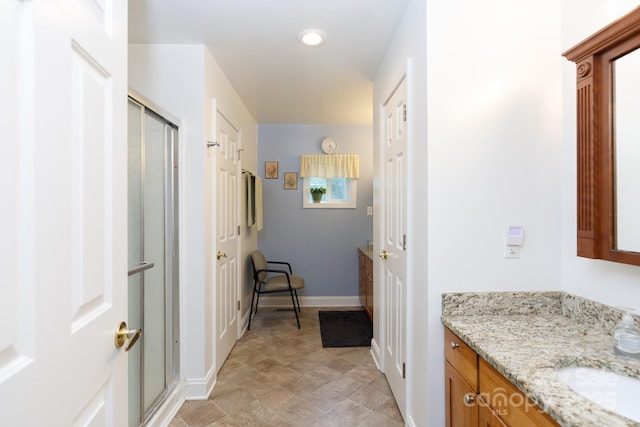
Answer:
127, 96, 180, 427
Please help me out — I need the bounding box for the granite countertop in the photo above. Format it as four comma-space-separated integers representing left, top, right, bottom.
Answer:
441, 292, 640, 427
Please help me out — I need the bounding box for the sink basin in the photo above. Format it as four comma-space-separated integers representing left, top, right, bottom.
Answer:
556, 366, 640, 423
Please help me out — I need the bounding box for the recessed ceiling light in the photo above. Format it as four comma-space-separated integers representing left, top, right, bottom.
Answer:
298, 29, 326, 47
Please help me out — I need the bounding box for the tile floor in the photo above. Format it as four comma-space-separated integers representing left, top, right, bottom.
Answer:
169, 307, 404, 426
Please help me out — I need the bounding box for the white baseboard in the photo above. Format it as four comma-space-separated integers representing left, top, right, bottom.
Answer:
257, 295, 361, 308
370, 337, 381, 371
145, 383, 185, 427
182, 365, 216, 400
240, 308, 249, 335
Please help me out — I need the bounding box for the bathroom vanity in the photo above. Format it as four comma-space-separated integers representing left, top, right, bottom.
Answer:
442, 292, 640, 427
358, 247, 374, 321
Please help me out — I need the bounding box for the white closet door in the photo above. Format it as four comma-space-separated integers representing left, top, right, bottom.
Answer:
381, 77, 408, 419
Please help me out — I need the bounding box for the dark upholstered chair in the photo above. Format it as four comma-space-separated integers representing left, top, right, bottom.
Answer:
249, 250, 304, 329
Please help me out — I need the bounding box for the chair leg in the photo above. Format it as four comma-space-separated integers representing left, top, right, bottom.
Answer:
248, 282, 258, 330
293, 289, 301, 312
254, 287, 262, 315
289, 289, 300, 329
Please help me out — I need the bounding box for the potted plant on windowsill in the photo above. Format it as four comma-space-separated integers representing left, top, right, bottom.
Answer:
309, 187, 326, 203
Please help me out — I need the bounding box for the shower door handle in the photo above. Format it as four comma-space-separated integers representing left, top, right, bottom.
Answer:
114, 321, 142, 352
127, 262, 155, 276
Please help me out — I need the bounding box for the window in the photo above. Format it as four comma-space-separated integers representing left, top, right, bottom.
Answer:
303, 177, 357, 208
300, 153, 359, 209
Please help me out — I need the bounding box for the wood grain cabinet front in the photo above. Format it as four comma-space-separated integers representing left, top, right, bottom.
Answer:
445, 327, 560, 427
358, 249, 373, 321
479, 359, 559, 427
444, 327, 479, 427
478, 396, 508, 427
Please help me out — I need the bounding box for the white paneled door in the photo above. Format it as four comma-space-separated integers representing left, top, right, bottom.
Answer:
381, 77, 408, 419
0, 0, 128, 425
215, 111, 240, 372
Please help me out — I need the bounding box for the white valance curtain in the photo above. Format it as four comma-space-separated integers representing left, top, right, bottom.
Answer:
299, 154, 360, 178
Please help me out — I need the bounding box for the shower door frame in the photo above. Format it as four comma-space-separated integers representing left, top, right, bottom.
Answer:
128, 92, 181, 426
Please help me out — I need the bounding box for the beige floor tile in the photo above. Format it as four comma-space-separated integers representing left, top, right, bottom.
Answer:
368, 375, 394, 395
168, 416, 188, 427
347, 385, 391, 411
177, 400, 227, 427
324, 400, 372, 426
210, 387, 257, 415
303, 385, 346, 412
254, 384, 298, 411
170, 308, 404, 427
375, 397, 405, 424
225, 400, 281, 426
305, 415, 339, 427
345, 364, 385, 385
274, 396, 326, 425
323, 375, 365, 397
355, 412, 405, 427
325, 357, 357, 374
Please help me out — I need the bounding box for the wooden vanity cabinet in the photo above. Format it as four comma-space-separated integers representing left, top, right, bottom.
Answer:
445, 328, 479, 427
446, 361, 478, 427
445, 327, 560, 427
479, 359, 559, 427
478, 396, 508, 427
358, 249, 373, 321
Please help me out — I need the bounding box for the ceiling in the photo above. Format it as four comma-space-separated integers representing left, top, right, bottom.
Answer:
128, 0, 410, 125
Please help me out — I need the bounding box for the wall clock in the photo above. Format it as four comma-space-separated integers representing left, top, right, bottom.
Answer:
321, 137, 338, 154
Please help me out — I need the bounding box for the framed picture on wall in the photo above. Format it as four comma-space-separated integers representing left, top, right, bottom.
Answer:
284, 172, 298, 190
265, 161, 278, 179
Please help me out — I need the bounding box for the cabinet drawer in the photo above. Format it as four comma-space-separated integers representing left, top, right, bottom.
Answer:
479, 358, 559, 427
444, 328, 478, 391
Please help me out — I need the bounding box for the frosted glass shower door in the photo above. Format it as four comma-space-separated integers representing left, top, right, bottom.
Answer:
127, 98, 179, 427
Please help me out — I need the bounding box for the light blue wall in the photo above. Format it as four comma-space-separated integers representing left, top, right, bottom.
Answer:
258, 124, 373, 297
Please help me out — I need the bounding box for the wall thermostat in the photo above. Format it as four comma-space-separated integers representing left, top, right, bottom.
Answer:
507, 226, 524, 246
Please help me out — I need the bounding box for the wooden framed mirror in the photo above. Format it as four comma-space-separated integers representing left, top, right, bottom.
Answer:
563, 7, 640, 266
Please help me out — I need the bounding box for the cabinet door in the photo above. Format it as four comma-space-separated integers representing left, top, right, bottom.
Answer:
479, 396, 508, 427
479, 358, 559, 427
365, 256, 373, 320
445, 361, 478, 427
358, 252, 366, 307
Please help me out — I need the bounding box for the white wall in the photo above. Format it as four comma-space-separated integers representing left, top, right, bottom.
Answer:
425, 0, 564, 423
128, 44, 258, 400
560, 1, 640, 310
373, 0, 565, 425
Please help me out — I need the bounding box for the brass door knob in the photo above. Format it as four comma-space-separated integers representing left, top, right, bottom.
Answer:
114, 321, 142, 352
379, 249, 388, 260
217, 251, 228, 260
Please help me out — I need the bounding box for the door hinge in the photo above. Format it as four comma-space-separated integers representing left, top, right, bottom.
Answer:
403, 104, 407, 122
402, 362, 406, 379
238, 225, 241, 235
237, 300, 240, 311
403, 234, 407, 251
